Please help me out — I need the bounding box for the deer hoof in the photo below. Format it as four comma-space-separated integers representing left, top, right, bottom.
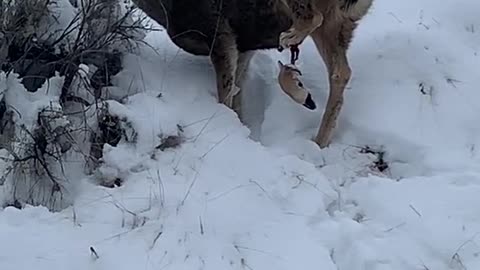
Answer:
302, 93, 316, 110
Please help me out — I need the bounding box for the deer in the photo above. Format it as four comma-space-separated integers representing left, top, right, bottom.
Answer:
131, 0, 373, 148
277, 60, 317, 110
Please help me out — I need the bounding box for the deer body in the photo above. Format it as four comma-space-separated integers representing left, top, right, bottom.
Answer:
133, 0, 373, 148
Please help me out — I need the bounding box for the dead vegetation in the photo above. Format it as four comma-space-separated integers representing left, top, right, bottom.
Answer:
0, 0, 151, 210
360, 145, 389, 173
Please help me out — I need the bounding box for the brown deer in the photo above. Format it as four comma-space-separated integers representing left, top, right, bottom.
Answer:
132, 0, 373, 148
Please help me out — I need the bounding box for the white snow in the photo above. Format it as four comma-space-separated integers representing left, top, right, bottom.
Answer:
1, 0, 480, 270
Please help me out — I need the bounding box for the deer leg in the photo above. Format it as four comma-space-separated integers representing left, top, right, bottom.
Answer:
209, 20, 240, 113
310, 18, 355, 148
231, 51, 255, 116
236, 51, 255, 84
279, 13, 324, 49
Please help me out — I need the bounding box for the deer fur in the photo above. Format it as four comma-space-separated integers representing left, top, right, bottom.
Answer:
277, 61, 316, 110
132, 0, 373, 148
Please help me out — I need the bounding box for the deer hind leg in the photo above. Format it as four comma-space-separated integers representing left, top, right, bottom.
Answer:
310, 16, 356, 148
231, 51, 255, 117
210, 20, 241, 114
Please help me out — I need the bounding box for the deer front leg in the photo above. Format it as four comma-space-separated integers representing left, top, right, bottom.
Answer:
209, 22, 241, 114
310, 19, 355, 148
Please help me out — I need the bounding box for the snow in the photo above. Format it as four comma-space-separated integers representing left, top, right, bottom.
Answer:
2, 72, 64, 127
1, 0, 480, 270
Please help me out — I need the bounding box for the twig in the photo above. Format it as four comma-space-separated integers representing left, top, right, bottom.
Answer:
384, 222, 406, 232
409, 204, 422, 218
200, 133, 229, 159
177, 170, 199, 212
149, 229, 163, 250
90, 246, 100, 260
199, 216, 204, 235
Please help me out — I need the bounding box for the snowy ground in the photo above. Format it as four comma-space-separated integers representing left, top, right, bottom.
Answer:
1, 0, 480, 269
